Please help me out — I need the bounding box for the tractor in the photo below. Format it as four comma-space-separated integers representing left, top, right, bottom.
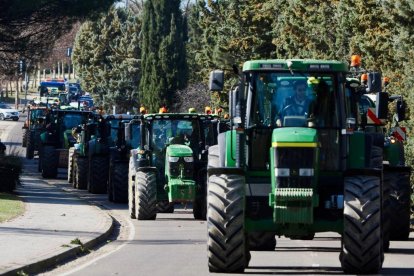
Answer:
205, 59, 398, 274
107, 114, 139, 203
39, 109, 92, 178
22, 105, 48, 159
69, 114, 113, 193
128, 112, 218, 220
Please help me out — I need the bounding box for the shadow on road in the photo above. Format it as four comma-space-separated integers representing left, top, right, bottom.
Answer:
245, 265, 343, 275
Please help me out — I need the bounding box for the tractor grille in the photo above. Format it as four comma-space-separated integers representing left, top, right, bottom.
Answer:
169, 160, 193, 178
274, 147, 314, 188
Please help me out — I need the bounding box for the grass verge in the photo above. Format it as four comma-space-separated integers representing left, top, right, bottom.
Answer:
0, 192, 25, 223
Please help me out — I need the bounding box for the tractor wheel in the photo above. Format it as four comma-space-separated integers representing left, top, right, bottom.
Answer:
128, 157, 136, 219
134, 170, 157, 220
22, 128, 28, 147
248, 232, 277, 251
37, 146, 42, 172
193, 170, 207, 220
157, 200, 174, 213
107, 162, 114, 202
111, 162, 129, 203
75, 156, 88, 189
207, 145, 220, 169
207, 174, 248, 273
340, 175, 383, 274
67, 147, 75, 184
26, 132, 35, 159
88, 156, 108, 194
41, 146, 58, 178
388, 171, 411, 241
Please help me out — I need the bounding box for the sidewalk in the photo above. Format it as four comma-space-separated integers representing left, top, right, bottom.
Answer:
0, 158, 114, 275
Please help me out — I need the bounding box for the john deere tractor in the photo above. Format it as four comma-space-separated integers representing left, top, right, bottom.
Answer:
22, 106, 48, 159
39, 109, 92, 178
205, 59, 399, 274
107, 114, 140, 203
69, 114, 113, 193
128, 112, 217, 220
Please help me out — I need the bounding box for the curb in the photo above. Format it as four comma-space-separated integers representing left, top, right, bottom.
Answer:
1, 213, 114, 276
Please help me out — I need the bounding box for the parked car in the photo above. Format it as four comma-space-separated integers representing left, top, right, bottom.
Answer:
0, 103, 19, 121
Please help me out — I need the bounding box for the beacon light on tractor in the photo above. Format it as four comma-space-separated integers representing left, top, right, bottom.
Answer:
205, 58, 397, 274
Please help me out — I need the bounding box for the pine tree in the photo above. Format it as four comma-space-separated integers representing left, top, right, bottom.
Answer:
139, 0, 187, 112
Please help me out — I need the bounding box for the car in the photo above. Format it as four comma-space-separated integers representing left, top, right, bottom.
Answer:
0, 103, 20, 121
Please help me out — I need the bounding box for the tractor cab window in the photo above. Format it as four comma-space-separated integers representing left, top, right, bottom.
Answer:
130, 124, 141, 149
250, 72, 339, 128
61, 114, 85, 130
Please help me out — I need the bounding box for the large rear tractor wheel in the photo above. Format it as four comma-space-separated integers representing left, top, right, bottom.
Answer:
193, 172, 207, 220
41, 146, 58, 178
207, 174, 248, 273
110, 162, 129, 203
135, 170, 157, 220
340, 175, 383, 274
388, 171, 411, 241
248, 232, 277, 251
75, 156, 88, 189
68, 147, 75, 184
26, 132, 35, 159
22, 128, 28, 147
88, 156, 109, 194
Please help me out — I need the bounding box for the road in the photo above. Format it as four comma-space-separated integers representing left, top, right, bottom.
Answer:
1, 118, 413, 275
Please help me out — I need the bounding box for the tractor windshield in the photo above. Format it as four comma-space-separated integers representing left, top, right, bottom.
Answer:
249, 72, 339, 128
60, 113, 88, 130
151, 118, 201, 156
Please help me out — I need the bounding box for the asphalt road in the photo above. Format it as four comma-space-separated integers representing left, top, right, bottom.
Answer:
1, 118, 413, 276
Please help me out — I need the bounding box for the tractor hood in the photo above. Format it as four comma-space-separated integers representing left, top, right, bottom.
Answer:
272, 127, 317, 146
167, 144, 193, 157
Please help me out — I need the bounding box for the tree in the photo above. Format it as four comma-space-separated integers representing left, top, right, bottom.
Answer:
73, 7, 141, 113
139, 0, 187, 112
0, 0, 117, 76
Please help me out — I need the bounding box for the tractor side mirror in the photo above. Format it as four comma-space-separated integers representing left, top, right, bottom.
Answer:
376, 92, 389, 120
209, 70, 224, 91
396, 99, 406, 122
367, 72, 382, 93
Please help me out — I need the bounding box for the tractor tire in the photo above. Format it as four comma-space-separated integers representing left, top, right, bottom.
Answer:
75, 156, 88, 189
107, 163, 114, 202
41, 146, 58, 178
340, 175, 383, 274
22, 128, 28, 147
157, 200, 174, 213
67, 147, 75, 184
207, 174, 248, 273
193, 170, 207, 220
134, 170, 157, 220
388, 171, 411, 241
128, 157, 136, 219
248, 232, 276, 251
26, 132, 35, 159
88, 156, 109, 194
110, 162, 129, 203
207, 145, 220, 169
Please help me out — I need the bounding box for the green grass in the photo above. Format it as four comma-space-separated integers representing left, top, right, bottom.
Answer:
0, 193, 25, 223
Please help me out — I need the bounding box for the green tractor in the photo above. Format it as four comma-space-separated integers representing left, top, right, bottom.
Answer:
39, 109, 92, 178
205, 59, 401, 274
107, 114, 140, 203
22, 106, 48, 159
69, 114, 113, 193
128, 112, 218, 220
359, 87, 411, 246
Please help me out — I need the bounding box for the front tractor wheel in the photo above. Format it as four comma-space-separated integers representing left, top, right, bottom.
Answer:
340, 175, 383, 274
207, 174, 248, 273
135, 170, 157, 220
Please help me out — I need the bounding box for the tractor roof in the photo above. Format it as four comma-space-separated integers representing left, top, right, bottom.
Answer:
243, 59, 348, 72
144, 113, 217, 121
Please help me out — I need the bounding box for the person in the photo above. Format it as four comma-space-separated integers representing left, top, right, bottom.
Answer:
277, 80, 313, 126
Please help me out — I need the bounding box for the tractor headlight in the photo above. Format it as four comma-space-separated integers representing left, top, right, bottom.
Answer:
183, 156, 194, 163
299, 168, 314, 176
275, 168, 290, 177
168, 156, 179, 162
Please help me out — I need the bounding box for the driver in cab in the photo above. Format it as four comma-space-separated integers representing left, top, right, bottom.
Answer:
277, 80, 312, 126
